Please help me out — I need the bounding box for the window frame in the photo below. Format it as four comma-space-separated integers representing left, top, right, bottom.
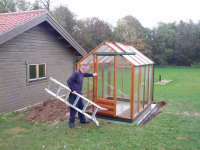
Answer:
28, 63, 47, 82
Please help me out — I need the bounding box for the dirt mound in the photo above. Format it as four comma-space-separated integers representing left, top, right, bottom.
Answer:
156, 101, 166, 108
24, 99, 70, 124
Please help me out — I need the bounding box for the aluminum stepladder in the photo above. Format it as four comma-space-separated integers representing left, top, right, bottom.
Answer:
45, 77, 108, 127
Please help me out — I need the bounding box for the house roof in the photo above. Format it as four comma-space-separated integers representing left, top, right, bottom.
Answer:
79, 41, 154, 66
0, 10, 87, 56
0, 10, 45, 33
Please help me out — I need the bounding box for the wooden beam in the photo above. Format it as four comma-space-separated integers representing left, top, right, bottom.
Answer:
138, 66, 141, 113
114, 55, 118, 117
150, 65, 154, 103
131, 65, 135, 119
92, 55, 95, 112
147, 65, 150, 104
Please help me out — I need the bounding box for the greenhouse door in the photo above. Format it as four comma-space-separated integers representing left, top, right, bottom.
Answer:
93, 55, 117, 117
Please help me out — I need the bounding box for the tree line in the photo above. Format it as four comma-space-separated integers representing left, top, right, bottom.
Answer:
1, 0, 200, 66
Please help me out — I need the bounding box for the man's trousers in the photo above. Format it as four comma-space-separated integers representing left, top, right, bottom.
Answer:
69, 93, 86, 125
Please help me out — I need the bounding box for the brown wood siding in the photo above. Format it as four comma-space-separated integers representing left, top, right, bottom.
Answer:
0, 23, 76, 113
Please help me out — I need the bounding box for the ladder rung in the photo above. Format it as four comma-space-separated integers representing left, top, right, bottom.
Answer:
64, 91, 71, 102
56, 85, 62, 97
48, 80, 52, 90
73, 96, 80, 106
82, 101, 89, 112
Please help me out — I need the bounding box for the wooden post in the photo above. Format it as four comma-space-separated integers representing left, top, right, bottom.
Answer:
138, 66, 141, 113
150, 65, 154, 103
96, 55, 98, 101
131, 65, 135, 119
114, 56, 118, 117
102, 63, 104, 99
147, 65, 150, 104
93, 55, 95, 112
122, 58, 124, 100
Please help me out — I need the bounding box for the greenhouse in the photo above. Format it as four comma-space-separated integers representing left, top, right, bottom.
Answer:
78, 41, 154, 122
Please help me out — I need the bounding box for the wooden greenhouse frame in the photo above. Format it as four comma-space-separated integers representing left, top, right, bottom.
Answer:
77, 41, 154, 123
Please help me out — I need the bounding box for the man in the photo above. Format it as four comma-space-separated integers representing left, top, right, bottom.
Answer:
67, 64, 97, 128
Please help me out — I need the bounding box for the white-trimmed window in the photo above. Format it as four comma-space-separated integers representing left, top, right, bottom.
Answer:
29, 63, 46, 81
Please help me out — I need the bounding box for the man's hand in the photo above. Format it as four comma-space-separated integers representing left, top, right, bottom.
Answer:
71, 91, 77, 94
93, 73, 97, 77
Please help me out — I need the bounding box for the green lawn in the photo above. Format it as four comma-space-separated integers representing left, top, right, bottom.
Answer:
0, 67, 200, 150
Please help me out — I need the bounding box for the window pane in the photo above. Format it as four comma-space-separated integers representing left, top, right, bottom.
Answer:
144, 66, 149, 107
134, 67, 139, 116
39, 64, 45, 78
148, 65, 152, 104
29, 65, 36, 79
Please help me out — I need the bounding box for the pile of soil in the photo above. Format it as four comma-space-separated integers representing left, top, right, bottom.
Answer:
24, 99, 70, 124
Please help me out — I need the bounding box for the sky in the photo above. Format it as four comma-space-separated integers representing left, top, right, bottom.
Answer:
49, 0, 200, 29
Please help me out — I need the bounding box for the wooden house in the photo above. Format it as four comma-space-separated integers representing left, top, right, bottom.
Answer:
0, 10, 87, 113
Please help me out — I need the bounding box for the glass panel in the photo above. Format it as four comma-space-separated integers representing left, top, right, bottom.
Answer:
29, 65, 36, 79
103, 57, 114, 100
89, 66, 94, 101
116, 43, 145, 65
116, 56, 131, 117
97, 62, 103, 99
128, 46, 154, 64
81, 55, 93, 65
144, 66, 148, 107
134, 67, 139, 115
106, 42, 139, 66
148, 65, 152, 104
81, 45, 111, 65
39, 64, 45, 78
124, 45, 149, 64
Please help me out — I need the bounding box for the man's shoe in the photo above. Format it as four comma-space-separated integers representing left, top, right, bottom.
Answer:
69, 124, 74, 128
81, 120, 90, 123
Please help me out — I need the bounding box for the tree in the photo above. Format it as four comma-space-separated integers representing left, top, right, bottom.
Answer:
149, 22, 175, 65
38, 0, 50, 10
32, 0, 40, 10
51, 5, 77, 35
0, 0, 31, 13
0, 0, 16, 13
73, 17, 114, 52
114, 15, 150, 55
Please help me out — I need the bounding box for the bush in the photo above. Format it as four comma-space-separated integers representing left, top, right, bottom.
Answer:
0, 113, 7, 121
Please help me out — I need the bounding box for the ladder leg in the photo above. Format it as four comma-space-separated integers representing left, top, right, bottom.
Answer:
91, 108, 99, 119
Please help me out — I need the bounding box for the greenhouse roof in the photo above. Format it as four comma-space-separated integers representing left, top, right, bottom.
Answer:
80, 41, 154, 66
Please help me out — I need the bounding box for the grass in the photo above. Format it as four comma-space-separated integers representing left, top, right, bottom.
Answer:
0, 67, 200, 150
